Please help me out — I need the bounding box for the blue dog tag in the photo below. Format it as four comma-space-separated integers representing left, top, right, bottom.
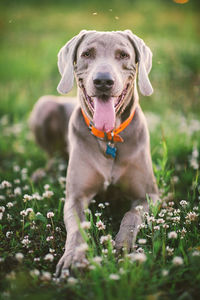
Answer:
106, 143, 117, 159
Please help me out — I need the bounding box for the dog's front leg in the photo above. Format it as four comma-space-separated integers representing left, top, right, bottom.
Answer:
55, 196, 88, 277
115, 194, 159, 253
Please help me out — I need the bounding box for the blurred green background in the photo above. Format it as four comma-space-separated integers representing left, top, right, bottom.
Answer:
0, 0, 199, 121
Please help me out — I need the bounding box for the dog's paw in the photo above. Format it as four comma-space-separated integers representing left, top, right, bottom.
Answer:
115, 226, 136, 253
55, 251, 73, 278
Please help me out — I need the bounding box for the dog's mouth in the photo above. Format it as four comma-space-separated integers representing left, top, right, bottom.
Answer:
81, 83, 131, 132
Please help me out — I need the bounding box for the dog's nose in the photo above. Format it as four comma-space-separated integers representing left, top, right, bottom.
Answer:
93, 72, 114, 92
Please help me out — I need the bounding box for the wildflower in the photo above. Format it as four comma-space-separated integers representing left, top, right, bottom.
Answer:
58, 176, 66, 186
109, 274, 120, 280
68, 277, 78, 285
138, 239, 147, 245
129, 253, 147, 263
156, 218, 165, 224
137, 223, 147, 230
192, 251, 200, 257
30, 269, 40, 277
185, 211, 198, 224
21, 237, 31, 246
0, 206, 5, 213
98, 203, 105, 209
46, 236, 54, 242
7, 214, 12, 220
55, 227, 61, 232
40, 271, 51, 281
180, 200, 188, 208
168, 231, 178, 239
0, 213, 3, 220
136, 247, 144, 253
96, 220, 106, 230
47, 212, 54, 218
20, 210, 27, 216
91, 199, 96, 203
162, 269, 169, 277
92, 256, 102, 265
95, 212, 102, 217
34, 257, 40, 262
44, 253, 54, 262
13, 165, 20, 172
14, 187, 22, 196
172, 256, 183, 266
26, 208, 33, 214
80, 221, 91, 230
6, 231, 13, 238
100, 234, 112, 244
46, 224, 51, 229
23, 194, 32, 202
119, 268, 125, 275
75, 243, 88, 255
193, 206, 198, 211
15, 252, 24, 262
44, 184, 50, 190
163, 224, 169, 229
0, 180, 12, 189
42, 190, 54, 199
153, 225, 160, 231
166, 246, 174, 256
105, 202, 110, 206
102, 249, 108, 254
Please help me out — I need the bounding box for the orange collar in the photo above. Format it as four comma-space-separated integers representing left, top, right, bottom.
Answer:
81, 108, 135, 143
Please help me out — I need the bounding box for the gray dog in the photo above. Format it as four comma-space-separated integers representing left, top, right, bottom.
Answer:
30, 30, 159, 277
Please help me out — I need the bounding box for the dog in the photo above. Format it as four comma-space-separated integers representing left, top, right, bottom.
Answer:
30, 30, 159, 277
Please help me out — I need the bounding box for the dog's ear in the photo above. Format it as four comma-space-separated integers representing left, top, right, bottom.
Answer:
125, 30, 153, 96
57, 30, 87, 95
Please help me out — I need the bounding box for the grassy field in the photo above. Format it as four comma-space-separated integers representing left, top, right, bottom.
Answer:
0, 0, 200, 299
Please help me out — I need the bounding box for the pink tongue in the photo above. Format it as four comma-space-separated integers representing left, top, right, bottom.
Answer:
93, 97, 115, 132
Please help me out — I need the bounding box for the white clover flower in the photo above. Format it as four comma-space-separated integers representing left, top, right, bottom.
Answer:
163, 224, 169, 229
44, 253, 54, 262
47, 212, 54, 218
105, 202, 110, 206
138, 239, 147, 245
32, 193, 42, 201
95, 212, 102, 217
156, 218, 165, 224
34, 257, 40, 262
153, 225, 160, 231
46, 236, 54, 242
96, 220, 106, 230
44, 184, 50, 190
98, 203, 105, 209
109, 273, 120, 280
168, 231, 178, 239
102, 249, 108, 254
7, 213, 12, 221
0, 180, 12, 189
129, 252, 147, 263
0, 206, 5, 213
80, 221, 91, 230
40, 271, 51, 281
192, 250, 200, 257
30, 269, 40, 277
55, 227, 61, 232
75, 243, 88, 255
172, 256, 183, 266
68, 277, 78, 285
42, 190, 54, 199
162, 269, 169, 277
14, 187, 22, 196
136, 247, 144, 254
185, 211, 198, 224
0, 213, 3, 220
6, 231, 13, 238
21, 237, 31, 246
100, 234, 112, 244
166, 246, 174, 256
15, 252, 24, 262
20, 210, 27, 216
92, 256, 102, 265
23, 194, 32, 202
26, 208, 33, 214
180, 200, 188, 208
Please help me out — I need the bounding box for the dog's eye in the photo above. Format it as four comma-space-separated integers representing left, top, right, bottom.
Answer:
81, 51, 91, 58
119, 51, 130, 59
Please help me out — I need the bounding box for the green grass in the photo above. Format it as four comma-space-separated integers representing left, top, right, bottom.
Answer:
0, 0, 200, 299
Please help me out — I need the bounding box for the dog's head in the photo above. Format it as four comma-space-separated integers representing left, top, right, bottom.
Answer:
57, 30, 153, 132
